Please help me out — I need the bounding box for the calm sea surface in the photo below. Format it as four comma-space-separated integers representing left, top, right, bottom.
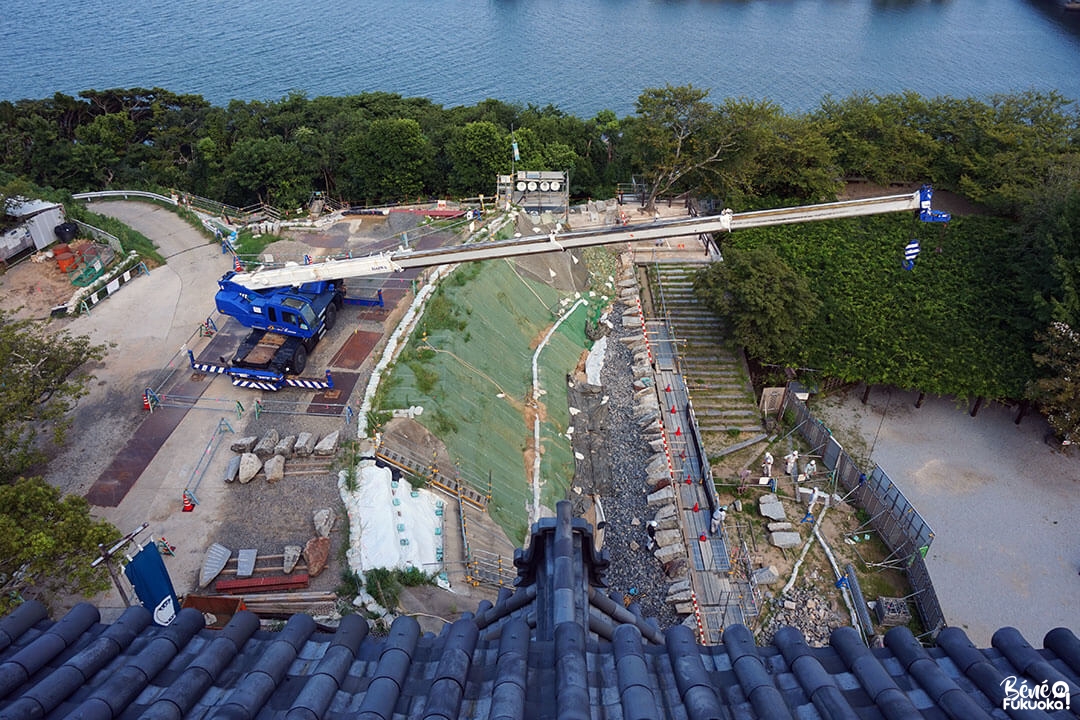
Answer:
3, 0, 1079, 116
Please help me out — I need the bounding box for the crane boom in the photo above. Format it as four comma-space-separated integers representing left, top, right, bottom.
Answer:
232, 187, 940, 290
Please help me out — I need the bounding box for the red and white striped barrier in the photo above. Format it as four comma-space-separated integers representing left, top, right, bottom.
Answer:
635, 297, 654, 367
690, 590, 707, 645
659, 419, 674, 482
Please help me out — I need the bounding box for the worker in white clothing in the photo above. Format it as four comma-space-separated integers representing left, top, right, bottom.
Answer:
710, 505, 727, 534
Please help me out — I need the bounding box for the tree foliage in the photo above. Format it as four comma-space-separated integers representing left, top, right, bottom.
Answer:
693, 246, 820, 361
0, 84, 1076, 216
1030, 322, 1080, 444
705, 214, 1037, 400
627, 84, 732, 209
2, 84, 1080, 409
0, 310, 109, 484
0, 477, 118, 614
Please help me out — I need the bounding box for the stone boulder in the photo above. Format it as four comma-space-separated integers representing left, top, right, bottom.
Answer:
654, 529, 682, 548
237, 453, 262, 484
304, 536, 330, 577
648, 476, 672, 492
655, 543, 685, 564
283, 545, 302, 574
666, 586, 692, 603
294, 432, 317, 457
646, 485, 675, 508
654, 502, 678, 523
230, 436, 258, 453
274, 435, 297, 457
769, 531, 802, 549
752, 565, 781, 585
662, 558, 688, 579
223, 455, 240, 483
759, 493, 787, 521
767, 522, 793, 532
264, 454, 286, 483
314, 430, 339, 456
253, 430, 280, 460
313, 508, 334, 537
645, 453, 668, 477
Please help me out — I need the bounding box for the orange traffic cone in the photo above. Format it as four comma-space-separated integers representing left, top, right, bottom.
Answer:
685, 476, 693, 485
692, 502, 700, 512
665, 384, 672, 392
699, 533, 707, 542
142, 392, 151, 411
670, 405, 677, 414
675, 427, 683, 437
182, 492, 194, 512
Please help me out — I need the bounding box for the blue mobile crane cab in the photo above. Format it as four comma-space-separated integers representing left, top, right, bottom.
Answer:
188, 271, 383, 391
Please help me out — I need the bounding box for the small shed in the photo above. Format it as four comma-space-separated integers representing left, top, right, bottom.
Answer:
2, 196, 65, 261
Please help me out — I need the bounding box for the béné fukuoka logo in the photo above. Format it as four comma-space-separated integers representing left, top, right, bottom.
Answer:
1000, 676, 1071, 712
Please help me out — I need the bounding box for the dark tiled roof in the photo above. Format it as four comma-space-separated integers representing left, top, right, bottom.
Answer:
1, 501, 1077, 719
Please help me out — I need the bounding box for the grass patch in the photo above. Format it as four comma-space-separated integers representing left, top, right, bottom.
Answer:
64, 204, 166, 266
364, 566, 434, 610
232, 229, 281, 258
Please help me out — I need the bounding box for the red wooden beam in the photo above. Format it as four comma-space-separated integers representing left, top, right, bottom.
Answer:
215, 573, 309, 594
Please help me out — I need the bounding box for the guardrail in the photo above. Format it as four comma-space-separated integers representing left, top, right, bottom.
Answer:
69, 219, 123, 255
72, 190, 178, 206
72, 189, 283, 224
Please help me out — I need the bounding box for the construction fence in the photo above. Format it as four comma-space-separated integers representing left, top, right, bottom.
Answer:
779, 388, 947, 638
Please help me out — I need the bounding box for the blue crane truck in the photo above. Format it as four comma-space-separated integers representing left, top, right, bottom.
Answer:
188, 271, 383, 391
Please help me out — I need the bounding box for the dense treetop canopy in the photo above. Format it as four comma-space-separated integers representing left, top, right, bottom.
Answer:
1, 84, 1078, 417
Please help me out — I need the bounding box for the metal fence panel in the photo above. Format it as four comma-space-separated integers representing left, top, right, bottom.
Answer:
778, 388, 946, 639
823, 436, 842, 471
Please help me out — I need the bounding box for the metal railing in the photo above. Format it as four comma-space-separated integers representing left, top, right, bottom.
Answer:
72, 189, 177, 206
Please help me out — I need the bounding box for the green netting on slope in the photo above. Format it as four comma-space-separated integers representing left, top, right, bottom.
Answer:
381, 259, 591, 544
534, 307, 588, 512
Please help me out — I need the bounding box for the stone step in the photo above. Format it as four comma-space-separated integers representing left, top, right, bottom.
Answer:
699, 424, 765, 434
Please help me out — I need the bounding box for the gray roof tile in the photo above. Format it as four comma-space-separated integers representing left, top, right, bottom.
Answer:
1, 501, 1077, 719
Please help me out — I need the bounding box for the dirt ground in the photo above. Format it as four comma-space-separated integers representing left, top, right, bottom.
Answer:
0, 252, 84, 320
811, 387, 1079, 646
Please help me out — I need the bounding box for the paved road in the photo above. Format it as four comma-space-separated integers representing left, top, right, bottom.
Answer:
815, 388, 1079, 646
45, 202, 236, 613
46, 202, 224, 498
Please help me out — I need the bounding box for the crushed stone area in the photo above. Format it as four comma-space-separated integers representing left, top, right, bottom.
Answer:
569, 301, 679, 627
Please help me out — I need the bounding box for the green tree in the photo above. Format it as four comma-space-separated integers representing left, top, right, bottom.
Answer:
223, 136, 305, 207
693, 246, 820, 361
0, 477, 118, 614
713, 99, 840, 207
446, 121, 508, 195
1030, 321, 1080, 444
629, 84, 732, 210
0, 309, 109, 483
345, 118, 433, 203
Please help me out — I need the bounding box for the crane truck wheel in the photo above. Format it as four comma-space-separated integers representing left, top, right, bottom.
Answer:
324, 303, 338, 331
292, 345, 308, 375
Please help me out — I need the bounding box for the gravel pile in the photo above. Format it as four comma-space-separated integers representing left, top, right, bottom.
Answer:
592, 301, 679, 628
757, 576, 846, 647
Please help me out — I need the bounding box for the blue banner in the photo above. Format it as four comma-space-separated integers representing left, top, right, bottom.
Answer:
124, 544, 179, 626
